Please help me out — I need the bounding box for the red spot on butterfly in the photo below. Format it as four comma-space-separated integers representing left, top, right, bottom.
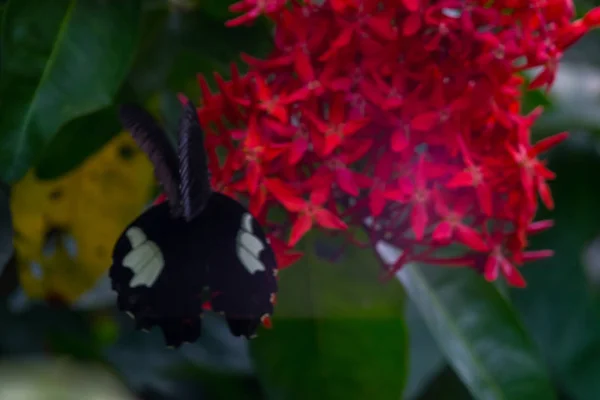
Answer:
153, 192, 168, 205
261, 314, 273, 329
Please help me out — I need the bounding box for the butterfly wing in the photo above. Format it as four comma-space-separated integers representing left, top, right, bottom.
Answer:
109, 202, 209, 347
118, 104, 183, 218
177, 101, 212, 222
199, 193, 278, 338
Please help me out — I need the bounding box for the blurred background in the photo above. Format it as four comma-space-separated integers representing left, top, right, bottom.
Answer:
1, 0, 600, 399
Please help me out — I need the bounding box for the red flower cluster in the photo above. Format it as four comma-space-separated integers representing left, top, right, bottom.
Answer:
192, 0, 600, 287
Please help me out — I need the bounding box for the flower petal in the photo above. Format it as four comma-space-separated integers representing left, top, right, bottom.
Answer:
289, 214, 313, 247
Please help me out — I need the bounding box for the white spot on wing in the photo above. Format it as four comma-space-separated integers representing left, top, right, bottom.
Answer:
129, 252, 163, 288
242, 213, 254, 233
126, 227, 146, 248
236, 213, 266, 274
123, 227, 164, 288
237, 246, 265, 275
240, 232, 265, 255
123, 243, 155, 273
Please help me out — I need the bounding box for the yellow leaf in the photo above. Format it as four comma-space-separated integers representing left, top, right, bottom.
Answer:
11, 132, 157, 304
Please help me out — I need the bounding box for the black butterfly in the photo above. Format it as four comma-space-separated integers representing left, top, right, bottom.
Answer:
109, 101, 278, 348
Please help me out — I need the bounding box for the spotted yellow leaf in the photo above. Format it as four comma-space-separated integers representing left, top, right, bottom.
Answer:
11, 132, 156, 304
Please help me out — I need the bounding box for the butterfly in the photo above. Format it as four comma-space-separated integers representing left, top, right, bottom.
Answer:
109, 100, 278, 348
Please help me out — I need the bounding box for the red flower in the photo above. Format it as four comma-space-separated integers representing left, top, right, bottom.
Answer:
226, 0, 287, 27
186, 0, 600, 287
303, 92, 370, 156
431, 191, 488, 252
268, 235, 304, 269
278, 184, 348, 246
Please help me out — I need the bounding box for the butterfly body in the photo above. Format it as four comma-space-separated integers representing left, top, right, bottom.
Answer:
109, 102, 277, 347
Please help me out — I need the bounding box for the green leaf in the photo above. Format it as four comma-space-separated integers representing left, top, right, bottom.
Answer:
34, 106, 121, 180
167, 364, 264, 400
417, 367, 473, 400
398, 264, 556, 400
128, 6, 271, 101
251, 233, 408, 400
104, 313, 255, 396
511, 137, 600, 400
0, 0, 142, 183
404, 300, 445, 399
200, 0, 236, 20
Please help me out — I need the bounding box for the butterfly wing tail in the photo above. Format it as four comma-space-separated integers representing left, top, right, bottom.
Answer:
177, 101, 213, 222
118, 104, 183, 218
